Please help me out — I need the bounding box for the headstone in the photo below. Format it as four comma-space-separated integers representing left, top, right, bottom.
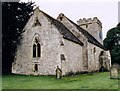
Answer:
110, 64, 120, 79
56, 66, 62, 79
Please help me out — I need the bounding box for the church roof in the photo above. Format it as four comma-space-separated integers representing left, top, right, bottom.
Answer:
32, 7, 106, 49
37, 8, 84, 46
64, 16, 106, 50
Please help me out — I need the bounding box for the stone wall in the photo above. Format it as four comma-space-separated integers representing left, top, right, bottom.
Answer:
87, 42, 111, 72
57, 13, 88, 71
87, 42, 103, 72
63, 38, 83, 75
57, 13, 109, 72
12, 9, 64, 75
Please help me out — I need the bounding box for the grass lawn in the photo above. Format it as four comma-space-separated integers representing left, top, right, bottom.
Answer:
0, 75, 2, 90
2, 72, 119, 89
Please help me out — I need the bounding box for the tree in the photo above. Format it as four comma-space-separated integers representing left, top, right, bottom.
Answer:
2, 2, 35, 74
103, 23, 120, 64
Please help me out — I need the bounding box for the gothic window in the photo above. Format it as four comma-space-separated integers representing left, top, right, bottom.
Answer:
33, 37, 41, 58
33, 44, 36, 58
34, 64, 38, 71
37, 43, 41, 57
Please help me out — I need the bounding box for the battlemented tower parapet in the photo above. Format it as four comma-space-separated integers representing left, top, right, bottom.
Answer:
77, 17, 103, 44
77, 17, 102, 28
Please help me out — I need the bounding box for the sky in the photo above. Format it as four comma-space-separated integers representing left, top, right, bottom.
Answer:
20, 0, 119, 39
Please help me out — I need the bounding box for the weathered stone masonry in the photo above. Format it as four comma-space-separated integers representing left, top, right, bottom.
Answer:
12, 7, 111, 76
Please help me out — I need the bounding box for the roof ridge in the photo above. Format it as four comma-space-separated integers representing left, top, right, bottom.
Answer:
62, 15, 106, 50
38, 9, 84, 46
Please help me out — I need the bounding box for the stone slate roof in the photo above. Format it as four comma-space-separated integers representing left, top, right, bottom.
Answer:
38, 9, 84, 46
65, 17, 106, 50
34, 7, 106, 49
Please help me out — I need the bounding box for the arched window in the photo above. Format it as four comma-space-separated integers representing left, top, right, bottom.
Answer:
37, 43, 40, 57
33, 37, 41, 58
34, 64, 38, 71
33, 44, 36, 58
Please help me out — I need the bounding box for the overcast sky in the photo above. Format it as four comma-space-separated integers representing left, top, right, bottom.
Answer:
21, 0, 119, 39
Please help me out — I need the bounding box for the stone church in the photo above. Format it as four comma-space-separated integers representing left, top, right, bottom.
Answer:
12, 7, 111, 76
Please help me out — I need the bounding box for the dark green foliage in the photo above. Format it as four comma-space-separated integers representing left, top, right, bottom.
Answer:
2, 2, 34, 74
103, 23, 120, 64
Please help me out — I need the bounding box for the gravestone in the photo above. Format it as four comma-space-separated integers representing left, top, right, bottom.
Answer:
110, 64, 120, 79
56, 66, 62, 79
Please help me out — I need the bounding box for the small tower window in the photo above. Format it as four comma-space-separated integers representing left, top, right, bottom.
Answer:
60, 17, 62, 21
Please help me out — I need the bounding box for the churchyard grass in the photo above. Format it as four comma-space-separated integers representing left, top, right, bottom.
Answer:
0, 75, 2, 90
2, 72, 119, 89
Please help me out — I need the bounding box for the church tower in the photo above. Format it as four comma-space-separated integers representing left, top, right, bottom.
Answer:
77, 17, 103, 44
